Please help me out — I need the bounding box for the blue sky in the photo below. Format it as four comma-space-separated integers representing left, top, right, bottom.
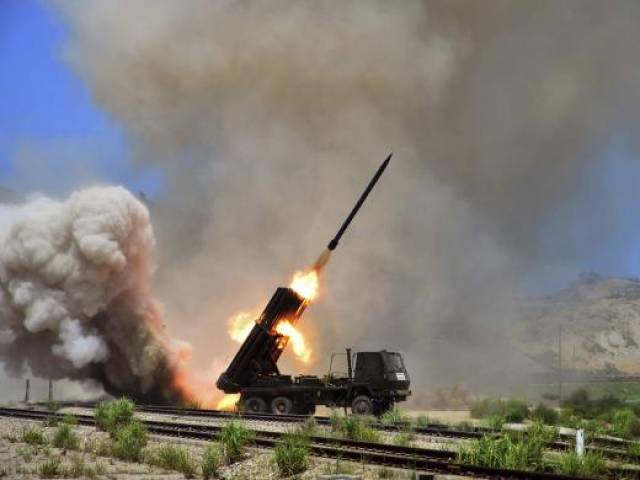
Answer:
0, 0, 164, 197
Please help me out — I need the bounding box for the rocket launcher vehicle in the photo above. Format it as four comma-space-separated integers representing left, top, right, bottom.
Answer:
215, 154, 409, 417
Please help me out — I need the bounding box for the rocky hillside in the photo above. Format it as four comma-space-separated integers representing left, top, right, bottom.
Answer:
516, 273, 640, 375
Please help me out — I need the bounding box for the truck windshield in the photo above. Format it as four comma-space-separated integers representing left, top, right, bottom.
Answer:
384, 353, 405, 372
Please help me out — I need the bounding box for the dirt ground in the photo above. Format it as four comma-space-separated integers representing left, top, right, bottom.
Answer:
0, 416, 470, 480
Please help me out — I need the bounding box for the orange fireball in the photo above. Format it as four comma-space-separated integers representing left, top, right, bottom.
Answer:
275, 320, 311, 363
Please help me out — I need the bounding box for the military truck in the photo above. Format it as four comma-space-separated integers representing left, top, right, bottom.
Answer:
216, 286, 410, 415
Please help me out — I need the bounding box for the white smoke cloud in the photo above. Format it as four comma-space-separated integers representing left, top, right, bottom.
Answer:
0, 186, 185, 402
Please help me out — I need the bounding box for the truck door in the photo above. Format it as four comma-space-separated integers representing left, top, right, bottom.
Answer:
353, 352, 384, 390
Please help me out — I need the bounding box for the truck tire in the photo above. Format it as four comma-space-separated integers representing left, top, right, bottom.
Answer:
351, 395, 374, 415
271, 396, 293, 415
244, 397, 267, 413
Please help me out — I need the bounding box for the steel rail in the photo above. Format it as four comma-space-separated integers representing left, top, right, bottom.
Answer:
1, 407, 635, 480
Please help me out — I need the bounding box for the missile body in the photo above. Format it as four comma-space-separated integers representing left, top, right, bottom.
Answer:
327, 153, 392, 251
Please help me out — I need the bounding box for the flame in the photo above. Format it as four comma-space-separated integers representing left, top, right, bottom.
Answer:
217, 394, 240, 411
275, 320, 311, 363
227, 311, 256, 343
290, 269, 319, 300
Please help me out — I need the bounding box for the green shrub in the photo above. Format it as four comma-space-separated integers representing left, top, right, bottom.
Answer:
147, 444, 196, 477
111, 420, 148, 461
273, 432, 310, 477
531, 404, 558, 425
52, 423, 79, 450
337, 415, 382, 443
218, 421, 255, 463
528, 421, 558, 444
557, 450, 606, 477
579, 418, 608, 442
380, 407, 410, 426
457, 431, 546, 472
612, 408, 640, 439
94, 397, 135, 434
563, 389, 623, 418
503, 399, 529, 423
486, 415, 505, 430
202, 444, 223, 479
38, 457, 62, 476
21, 427, 46, 446
62, 414, 78, 426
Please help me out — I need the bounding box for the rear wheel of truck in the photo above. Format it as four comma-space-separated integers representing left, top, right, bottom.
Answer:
351, 395, 374, 415
271, 396, 293, 415
243, 396, 267, 413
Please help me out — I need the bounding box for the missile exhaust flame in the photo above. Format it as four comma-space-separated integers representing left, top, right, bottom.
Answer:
216, 394, 240, 411
274, 320, 311, 363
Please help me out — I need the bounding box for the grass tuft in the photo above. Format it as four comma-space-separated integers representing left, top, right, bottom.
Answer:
273, 432, 310, 477
337, 415, 382, 443
94, 397, 135, 435
21, 427, 46, 446
486, 415, 505, 430
38, 457, 62, 476
52, 423, 79, 450
202, 444, 223, 479
457, 430, 547, 472
612, 408, 640, 439
146, 444, 196, 477
111, 419, 148, 461
557, 450, 606, 477
380, 406, 410, 426
218, 421, 255, 463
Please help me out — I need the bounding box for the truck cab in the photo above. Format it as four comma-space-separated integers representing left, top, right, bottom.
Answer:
329, 350, 411, 415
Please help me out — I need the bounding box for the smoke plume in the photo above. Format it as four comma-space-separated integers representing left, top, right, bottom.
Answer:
34, 0, 640, 400
0, 186, 186, 403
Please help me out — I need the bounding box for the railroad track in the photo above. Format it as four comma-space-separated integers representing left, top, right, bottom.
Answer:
58, 402, 638, 454
3, 406, 637, 479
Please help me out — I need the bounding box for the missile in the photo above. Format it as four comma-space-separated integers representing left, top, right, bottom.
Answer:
327, 153, 392, 251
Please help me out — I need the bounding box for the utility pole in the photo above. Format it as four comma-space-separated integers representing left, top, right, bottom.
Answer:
48, 379, 53, 403
24, 379, 30, 403
558, 325, 563, 407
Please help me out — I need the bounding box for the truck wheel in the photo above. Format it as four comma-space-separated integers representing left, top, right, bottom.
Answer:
351, 395, 374, 415
244, 397, 267, 413
271, 396, 293, 415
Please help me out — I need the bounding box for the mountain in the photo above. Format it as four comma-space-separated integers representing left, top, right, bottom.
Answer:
516, 273, 640, 376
